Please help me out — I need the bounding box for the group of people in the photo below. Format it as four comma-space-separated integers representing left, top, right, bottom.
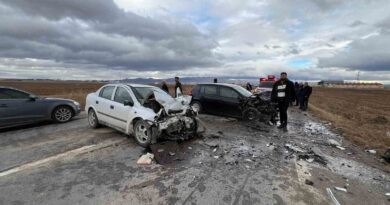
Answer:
293, 82, 312, 111
161, 77, 183, 97
271, 72, 312, 130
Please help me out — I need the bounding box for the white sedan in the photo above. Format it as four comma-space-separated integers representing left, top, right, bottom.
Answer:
85, 84, 199, 147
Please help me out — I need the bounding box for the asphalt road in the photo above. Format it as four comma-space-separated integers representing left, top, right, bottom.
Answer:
0, 110, 389, 205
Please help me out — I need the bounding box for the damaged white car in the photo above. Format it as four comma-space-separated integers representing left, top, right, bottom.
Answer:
85, 84, 200, 147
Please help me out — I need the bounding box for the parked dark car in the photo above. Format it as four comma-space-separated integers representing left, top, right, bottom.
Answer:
190, 83, 277, 122
0, 86, 81, 129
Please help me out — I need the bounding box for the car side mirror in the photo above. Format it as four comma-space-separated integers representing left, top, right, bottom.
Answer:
29, 94, 38, 101
123, 100, 134, 107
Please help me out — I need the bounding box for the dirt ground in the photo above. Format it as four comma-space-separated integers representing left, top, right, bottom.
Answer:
309, 87, 390, 151
0, 109, 389, 205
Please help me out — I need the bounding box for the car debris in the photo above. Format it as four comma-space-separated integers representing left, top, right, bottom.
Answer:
137, 153, 154, 165
305, 179, 314, 186
385, 193, 390, 196
328, 139, 342, 147
336, 146, 346, 150
382, 147, 390, 163
334, 187, 347, 193
240, 91, 278, 123
365, 149, 377, 154
297, 151, 327, 166
284, 143, 305, 153
326, 188, 341, 205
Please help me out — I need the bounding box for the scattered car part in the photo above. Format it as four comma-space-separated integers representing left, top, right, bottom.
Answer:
326, 188, 341, 205
334, 187, 347, 193
137, 153, 154, 165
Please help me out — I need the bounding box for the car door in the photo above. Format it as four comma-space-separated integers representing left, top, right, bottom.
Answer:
200, 85, 220, 114
95, 86, 116, 124
110, 86, 136, 132
218, 86, 242, 117
0, 88, 47, 127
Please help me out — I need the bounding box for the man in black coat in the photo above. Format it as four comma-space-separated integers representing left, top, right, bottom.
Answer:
301, 82, 312, 111
161, 81, 169, 94
174, 76, 183, 97
271, 72, 296, 129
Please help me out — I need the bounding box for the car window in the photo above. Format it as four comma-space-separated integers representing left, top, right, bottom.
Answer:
203, 85, 217, 95
114, 87, 133, 104
99, 86, 115, 100
0, 88, 30, 99
220, 87, 239, 98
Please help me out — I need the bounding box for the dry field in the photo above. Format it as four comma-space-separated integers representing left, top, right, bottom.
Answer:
309, 87, 390, 150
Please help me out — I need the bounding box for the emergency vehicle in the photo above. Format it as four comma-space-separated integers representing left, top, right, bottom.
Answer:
256, 75, 277, 93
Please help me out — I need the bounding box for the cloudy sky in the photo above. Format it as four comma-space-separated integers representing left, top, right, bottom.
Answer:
0, 0, 389, 81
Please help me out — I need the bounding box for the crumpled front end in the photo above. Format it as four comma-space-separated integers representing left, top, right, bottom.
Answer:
142, 90, 201, 143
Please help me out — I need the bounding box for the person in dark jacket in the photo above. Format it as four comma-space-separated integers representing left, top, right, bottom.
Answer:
246, 82, 253, 91
161, 81, 169, 94
301, 82, 312, 111
294, 82, 300, 106
174, 76, 183, 97
271, 72, 296, 129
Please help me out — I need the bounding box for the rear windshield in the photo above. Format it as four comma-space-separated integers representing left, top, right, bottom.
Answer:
259, 82, 274, 88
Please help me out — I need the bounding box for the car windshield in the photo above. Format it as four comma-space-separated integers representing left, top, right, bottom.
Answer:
233, 85, 252, 97
259, 82, 274, 88
131, 86, 173, 104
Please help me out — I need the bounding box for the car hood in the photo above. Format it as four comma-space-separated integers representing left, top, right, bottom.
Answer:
153, 91, 192, 112
42, 97, 79, 104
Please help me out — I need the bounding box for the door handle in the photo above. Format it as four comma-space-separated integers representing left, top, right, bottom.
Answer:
96, 101, 99, 104
110, 105, 114, 109
0, 104, 7, 108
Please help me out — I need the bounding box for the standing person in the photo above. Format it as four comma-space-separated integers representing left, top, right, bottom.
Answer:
174, 76, 183, 97
246, 82, 253, 91
302, 82, 312, 111
271, 72, 295, 129
294, 82, 300, 106
298, 83, 305, 110
161, 81, 169, 94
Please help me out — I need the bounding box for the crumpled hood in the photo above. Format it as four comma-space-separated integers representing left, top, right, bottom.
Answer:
152, 90, 192, 113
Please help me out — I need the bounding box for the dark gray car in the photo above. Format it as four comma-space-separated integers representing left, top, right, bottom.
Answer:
0, 86, 81, 129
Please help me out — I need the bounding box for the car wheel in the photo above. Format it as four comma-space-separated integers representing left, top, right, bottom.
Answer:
88, 109, 100, 128
134, 120, 152, 147
191, 101, 202, 113
52, 106, 74, 123
242, 107, 260, 121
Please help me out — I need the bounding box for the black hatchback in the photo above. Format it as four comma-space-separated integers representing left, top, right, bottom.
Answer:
190, 83, 253, 118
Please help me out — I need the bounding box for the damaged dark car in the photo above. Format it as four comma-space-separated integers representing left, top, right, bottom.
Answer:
190, 83, 278, 123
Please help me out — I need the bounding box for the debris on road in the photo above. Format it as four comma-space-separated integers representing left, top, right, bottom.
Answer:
169, 152, 176, 156
382, 148, 390, 163
385, 193, 390, 196
336, 146, 346, 150
137, 153, 154, 165
297, 151, 327, 166
326, 188, 341, 205
305, 179, 314, 186
334, 187, 347, 193
366, 149, 377, 154
328, 139, 342, 147
285, 143, 305, 153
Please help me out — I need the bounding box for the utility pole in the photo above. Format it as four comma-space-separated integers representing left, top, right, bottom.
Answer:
357, 71, 360, 82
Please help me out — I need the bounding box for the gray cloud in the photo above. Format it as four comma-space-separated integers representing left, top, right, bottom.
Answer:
318, 33, 390, 71
0, 0, 219, 71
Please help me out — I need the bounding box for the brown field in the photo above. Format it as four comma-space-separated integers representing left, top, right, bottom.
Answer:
309, 87, 390, 150
2, 80, 389, 150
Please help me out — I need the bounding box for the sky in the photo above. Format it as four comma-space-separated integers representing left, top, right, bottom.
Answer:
0, 0, 389, 81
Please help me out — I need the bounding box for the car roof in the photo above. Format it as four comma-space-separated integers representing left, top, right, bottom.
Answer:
101, 83, 156, 88
196, 83, 243, 88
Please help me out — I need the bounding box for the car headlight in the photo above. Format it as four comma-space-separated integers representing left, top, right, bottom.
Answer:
73, 101, 80, 107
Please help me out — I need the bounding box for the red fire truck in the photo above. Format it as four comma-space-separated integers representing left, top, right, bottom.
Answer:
257, 75, 278, 93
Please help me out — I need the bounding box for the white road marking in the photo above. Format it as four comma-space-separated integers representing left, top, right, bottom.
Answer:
0, 138, 127, 177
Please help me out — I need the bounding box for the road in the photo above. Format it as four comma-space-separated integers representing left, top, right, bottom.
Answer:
0, 109, 389, 205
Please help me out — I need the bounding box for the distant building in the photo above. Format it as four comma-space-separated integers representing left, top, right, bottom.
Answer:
318, 80, 384, 89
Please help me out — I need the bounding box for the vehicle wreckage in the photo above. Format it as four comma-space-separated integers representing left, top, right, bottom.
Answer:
85, 84, 202, 147
240, 91, 278, 124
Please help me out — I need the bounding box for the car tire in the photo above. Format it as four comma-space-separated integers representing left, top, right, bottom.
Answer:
242, 107, 260, 121
133, 120, 152, 147
52, 106, 74, 123
88, 109, 100, 128
191, 101, 202, 113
